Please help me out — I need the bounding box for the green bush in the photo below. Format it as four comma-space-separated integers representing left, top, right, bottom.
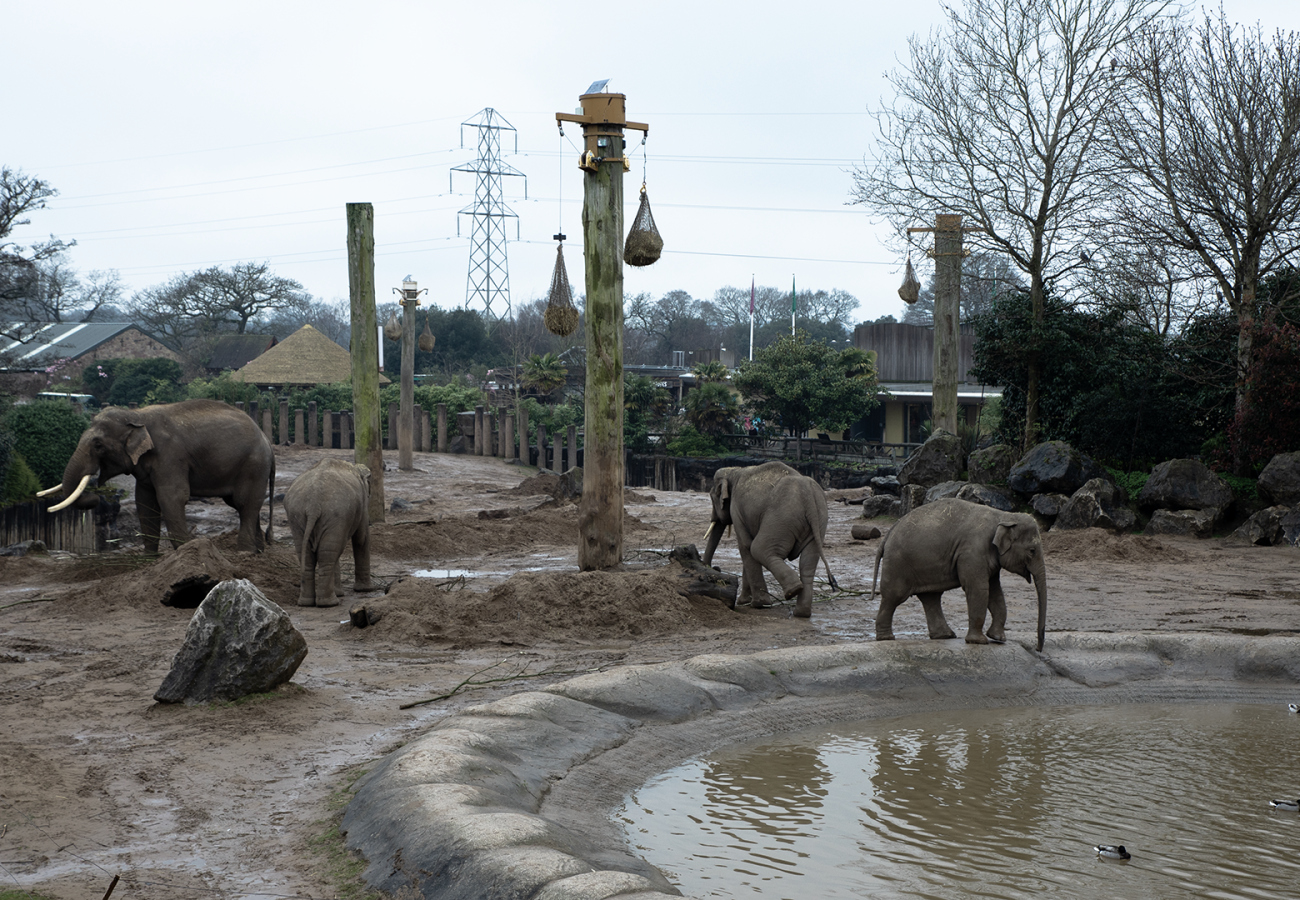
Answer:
95, 358, 186, 408
186, 371, 260, 405
1107, 467, 1149, 501
5, 400, 90, 489
666, 424, 729, 457
1218, 473, 1258, 503
2, 451, 41, 505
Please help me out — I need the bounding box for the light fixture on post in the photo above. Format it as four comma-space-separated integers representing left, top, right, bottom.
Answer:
392, 275, 427, 471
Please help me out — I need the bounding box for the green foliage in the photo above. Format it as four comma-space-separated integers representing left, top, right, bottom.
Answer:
1, 890, 59, 900
520, 397, 581, 440
85, 357, 186, 408
624, 373, 671, 454
732, 332, 880, 438
683, 381, 740, 436
522, 352, 568, 398
2, 451, 41, 504
666, 423, 730, 457
970, 291, 1206, 468
380, 307, 507, 377
691, 360, 730, 383
1219, 473, 1259, 503
5, 400, 89, 488
185, 370, 260, 405
1107, 467, 1149, 501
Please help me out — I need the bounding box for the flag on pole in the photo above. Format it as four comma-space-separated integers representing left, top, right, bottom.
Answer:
749, 276, 755, 361
790, 276, 796, 335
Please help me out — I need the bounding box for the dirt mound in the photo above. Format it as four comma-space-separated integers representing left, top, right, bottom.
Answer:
1042, 527, 1189, 563
53, 536, 301, 614
371, 506, 656, 563
360, 567, 741, 647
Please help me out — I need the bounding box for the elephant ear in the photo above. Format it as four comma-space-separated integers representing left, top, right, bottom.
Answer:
994, 522, 1017, 556
126, 424, 154, 465
719, 478, 730, 503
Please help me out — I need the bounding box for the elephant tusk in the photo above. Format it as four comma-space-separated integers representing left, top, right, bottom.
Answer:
36, 485, 65, 497
48, 475, 91, 512
703, 521, 715, 543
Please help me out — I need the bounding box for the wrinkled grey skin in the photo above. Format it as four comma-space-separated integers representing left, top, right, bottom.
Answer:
871, 498, 1047, 650
52, 400, 274, 553
284, 458, 381, 607
701, 461, 837, 618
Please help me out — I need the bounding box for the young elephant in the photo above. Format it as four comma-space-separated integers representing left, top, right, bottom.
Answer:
871, 498, 1047, 650
284, 458, 382, 607
701, 461, 837, 618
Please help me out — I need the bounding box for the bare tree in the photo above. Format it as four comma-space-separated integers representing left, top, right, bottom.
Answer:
902, 252, 1026, 325
132, 261, 313, 347
1, 167, 75, 330
852, 0, 1170, 448
1104, 11, 1300, 469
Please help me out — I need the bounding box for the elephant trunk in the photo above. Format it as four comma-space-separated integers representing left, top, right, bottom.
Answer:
1032, 555, 1047, 652
702, 520, 723, 567
48, 474, 92, 512
48, 441, 100, 512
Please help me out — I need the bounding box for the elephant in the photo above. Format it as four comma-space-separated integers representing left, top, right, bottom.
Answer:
42, 399, 274, 553
283, 458, 382, 607
701, 461, 837, 618
870, 498, 1047, 651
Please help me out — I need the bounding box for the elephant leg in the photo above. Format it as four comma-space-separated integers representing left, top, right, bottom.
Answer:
918, 592, 957, 640
297, 542, 319, 607
986, 575, 1008, 643
153, 481, 194, 550
136, 484, 163, 554
959, 564, 991, 644
315, 539, 346, 607
736, 535, 774, 608
750, 532, 802, 603
351, 526, 381, 592
875, 588, 907, 641
790, 545, 819, 619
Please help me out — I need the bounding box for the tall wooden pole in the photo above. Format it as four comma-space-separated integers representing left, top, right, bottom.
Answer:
558, 91, 648, 570
347, 202, 384, 523
931, 214, 962, 437
398, 287, 417, 471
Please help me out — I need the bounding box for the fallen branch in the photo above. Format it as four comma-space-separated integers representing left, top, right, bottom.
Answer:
0, 597, 58, 612
399, 653, 607, 709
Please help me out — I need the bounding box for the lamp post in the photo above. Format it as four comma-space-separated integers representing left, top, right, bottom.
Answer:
393, 276, 426, 471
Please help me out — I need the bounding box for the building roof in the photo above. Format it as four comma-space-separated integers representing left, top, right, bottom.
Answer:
206, 333, 277, 371
233, 324, 390, 386
1, 322, 165, 370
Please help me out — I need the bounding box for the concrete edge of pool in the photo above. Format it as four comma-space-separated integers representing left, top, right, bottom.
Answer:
340, 633, 1300, 900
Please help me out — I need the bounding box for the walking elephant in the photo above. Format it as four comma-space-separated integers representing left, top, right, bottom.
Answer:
871, 498, 1047, 651
701, 461, 837, 618
41, 399, 274, 553
284, 458, 382, 607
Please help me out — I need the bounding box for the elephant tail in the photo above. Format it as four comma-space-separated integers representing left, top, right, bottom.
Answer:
870, 533, 887, 603
299, 510, 322, 570
811, 528, 838, 592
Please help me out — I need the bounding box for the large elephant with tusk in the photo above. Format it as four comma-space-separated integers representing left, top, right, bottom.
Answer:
41, 399, 275, 553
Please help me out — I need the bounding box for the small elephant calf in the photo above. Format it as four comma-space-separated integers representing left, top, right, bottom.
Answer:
284, 459, 383, 607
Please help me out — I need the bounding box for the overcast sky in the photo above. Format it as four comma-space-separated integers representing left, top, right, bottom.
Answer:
6, 0, 1292, 326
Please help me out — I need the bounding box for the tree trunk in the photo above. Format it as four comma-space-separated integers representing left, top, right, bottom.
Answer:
347, 202, 385, 523
931, 214, 962, 436
578, 133, 626, 570
1022, 270, 1046, 451
1232, 277, 1257, 475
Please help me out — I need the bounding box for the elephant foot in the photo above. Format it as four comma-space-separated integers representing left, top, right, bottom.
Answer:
875, 630, 896, 641
783, 584, 802, 601
317, 597, 341, 608
297, 596, 317, 607
792, 603, 812, 619
986, 630, 1007, 644
964, 630, 990, 644
929, 627, 958, 640
353, 581, 384, 593
750, 594, 775, 609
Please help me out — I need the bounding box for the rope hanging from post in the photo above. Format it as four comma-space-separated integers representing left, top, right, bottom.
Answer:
624, 183, 663, 267
544, 242, 579, 336
898, 255, 920, 304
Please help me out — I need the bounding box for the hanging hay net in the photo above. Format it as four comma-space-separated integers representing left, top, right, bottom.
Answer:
418, 318, 435, 352
898, 257, 920, 304
624, 184, 663, 267
544, 243, 579, 336
383, 311, 402, 341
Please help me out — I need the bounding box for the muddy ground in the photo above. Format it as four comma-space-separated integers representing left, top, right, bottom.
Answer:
1, 447, 1298, 900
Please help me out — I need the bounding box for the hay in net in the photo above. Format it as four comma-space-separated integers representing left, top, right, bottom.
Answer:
624, 185, 663, 267
418, 319, 435, 352
898, 257, 920, 304
545, 243, 579, 336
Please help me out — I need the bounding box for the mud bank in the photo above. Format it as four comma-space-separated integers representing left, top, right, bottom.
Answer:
342, 633, 1300, 900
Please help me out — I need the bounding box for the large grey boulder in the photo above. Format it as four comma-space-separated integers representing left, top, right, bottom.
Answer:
1008, 441, 1106, 496
870, 475, 901, 496
1031, 493, 1071, 518
1138, 459, 1233, 517
1144, 508, 1217, 539
1056, 479, 1136, 532
899, 484, 927, 517
1231, 506, 1289, 545
1282, 508, 1300, 547
860, 494, 900, 519
155, 579, 307, 704
955, 483, 1018, 512
925, 480, 965, 503
1258, 452, 1300, 507
897, 431, 964, 488
968, 444, 1017, 485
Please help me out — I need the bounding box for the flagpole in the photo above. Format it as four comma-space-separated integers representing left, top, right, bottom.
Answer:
749, 276, 755, 360
790, 275, 796, 336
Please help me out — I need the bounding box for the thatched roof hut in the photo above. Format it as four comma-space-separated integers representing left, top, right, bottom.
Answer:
233, 325, 389, 388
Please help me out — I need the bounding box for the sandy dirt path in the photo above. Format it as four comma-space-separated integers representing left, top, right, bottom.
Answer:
1, 447, 1297, 899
